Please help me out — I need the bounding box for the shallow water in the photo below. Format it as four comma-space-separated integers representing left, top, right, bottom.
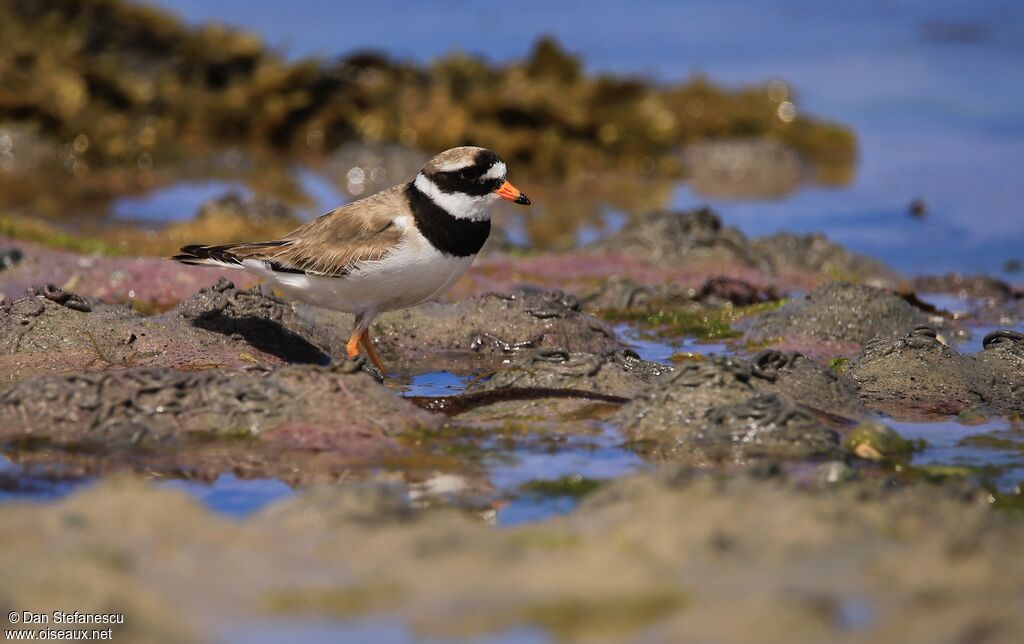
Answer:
615, 323, 730, 363
897, 417, 1024, 492
141, 0, 1024, 276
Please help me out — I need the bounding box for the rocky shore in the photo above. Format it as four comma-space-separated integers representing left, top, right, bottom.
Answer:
2, 198, 1023, 640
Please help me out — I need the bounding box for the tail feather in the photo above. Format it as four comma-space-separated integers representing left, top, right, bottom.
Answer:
170, 244, 245, 268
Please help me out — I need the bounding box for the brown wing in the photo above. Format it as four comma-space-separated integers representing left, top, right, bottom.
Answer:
211, 185, 407, 277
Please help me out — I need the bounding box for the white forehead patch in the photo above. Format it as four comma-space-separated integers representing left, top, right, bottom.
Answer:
482, 161, 507, 181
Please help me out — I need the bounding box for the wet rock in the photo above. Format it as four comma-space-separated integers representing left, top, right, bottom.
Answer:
587, 208, 775, 271
0, 280, 337, 382
613, 356, 839, 463
972, 330, 1024, 413
579, 276, 694, 312
912, 273, 1013, 302
580, 275, 782, 314
752, 233, 897, 284
847, 326, 980, 416
696, 276, 783, 306
747, 349, 868, 421
174, 277, 332, 364
470, 348, 669, 398
347, 289, 625, 371
0, 285, 136, 379
0, 362, 439, 451
846, 326, 1024, 417
742, 282, 932, 359
845, 423, 919, 461
697, 394, 840, 460
22, 282, 92, 311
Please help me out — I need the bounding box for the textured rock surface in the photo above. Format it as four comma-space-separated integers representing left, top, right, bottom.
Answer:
469, 348, 668, 397
322, 289, 627, 372
0, 361, 438, 452
747, 349, 868, 421
612, 356, 840, 463
753, 232, 897, 284
742, 282, 933, 359
0, 279, 333, 382
847, 327, 1024, 416
587, 208, 775, 271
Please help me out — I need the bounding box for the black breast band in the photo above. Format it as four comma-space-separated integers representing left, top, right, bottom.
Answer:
406, 183, 490, 257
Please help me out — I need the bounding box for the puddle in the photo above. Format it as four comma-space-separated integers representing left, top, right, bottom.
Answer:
914, 292, 981, 317
0, 455, 93, 503
158, 474, 295, 518
896, 417, 1024, 492
394, 371, 475, 397
489, 425, 648, 526
615, 323, 729, 364
955, 322, 1024, 354
0, 421, 644, 527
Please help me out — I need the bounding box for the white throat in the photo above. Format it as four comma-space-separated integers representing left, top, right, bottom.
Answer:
413, 173, 498, 221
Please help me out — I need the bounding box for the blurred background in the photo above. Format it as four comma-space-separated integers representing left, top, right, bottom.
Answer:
2, 0, 1021, 276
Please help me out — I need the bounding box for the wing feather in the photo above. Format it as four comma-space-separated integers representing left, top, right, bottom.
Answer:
174, 184, 407, 277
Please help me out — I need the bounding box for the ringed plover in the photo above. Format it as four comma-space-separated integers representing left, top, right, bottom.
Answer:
172, 146, 530, 373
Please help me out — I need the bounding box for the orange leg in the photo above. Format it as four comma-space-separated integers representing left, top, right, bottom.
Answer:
359, 329, 386, 374
346, 326, 362, 359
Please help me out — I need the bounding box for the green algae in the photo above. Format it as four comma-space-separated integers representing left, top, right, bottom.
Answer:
0, 214, 122, 256
828, 357, 850, 375
520, 475, 603, 499
522, 588, 686, 640
958, 434, 1024, 452
266, 582, 405, 616
990, 486, 1024, 517
846, 423, 923, 461
605, 300, 786, 340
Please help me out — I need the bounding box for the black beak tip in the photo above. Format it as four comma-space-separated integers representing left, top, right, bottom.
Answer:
515, 193, 531, 206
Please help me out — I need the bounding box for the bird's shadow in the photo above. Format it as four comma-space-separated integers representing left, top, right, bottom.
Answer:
187, 311, 332, 365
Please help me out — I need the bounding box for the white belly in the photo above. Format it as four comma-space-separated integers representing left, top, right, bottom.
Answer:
243, 240, 474, 316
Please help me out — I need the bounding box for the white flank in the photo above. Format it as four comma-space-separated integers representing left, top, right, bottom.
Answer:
413, 173, 497, 221
240, 220, 475, 317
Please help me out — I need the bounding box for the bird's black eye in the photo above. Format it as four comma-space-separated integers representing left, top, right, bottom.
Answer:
458, 170, 471, 181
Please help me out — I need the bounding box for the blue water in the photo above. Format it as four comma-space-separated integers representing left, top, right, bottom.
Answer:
896, 417, 1024, 492
145, 0, 1024, 276
490, 425, 648, 526
401, 370, 473, 397
159, 474, 295, 518
616, 323, 730, 364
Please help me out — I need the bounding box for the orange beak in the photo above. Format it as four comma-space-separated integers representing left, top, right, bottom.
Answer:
495, 181, 531, 205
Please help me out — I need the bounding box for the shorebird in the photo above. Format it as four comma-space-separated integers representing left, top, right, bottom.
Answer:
172, 146, 530, 374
